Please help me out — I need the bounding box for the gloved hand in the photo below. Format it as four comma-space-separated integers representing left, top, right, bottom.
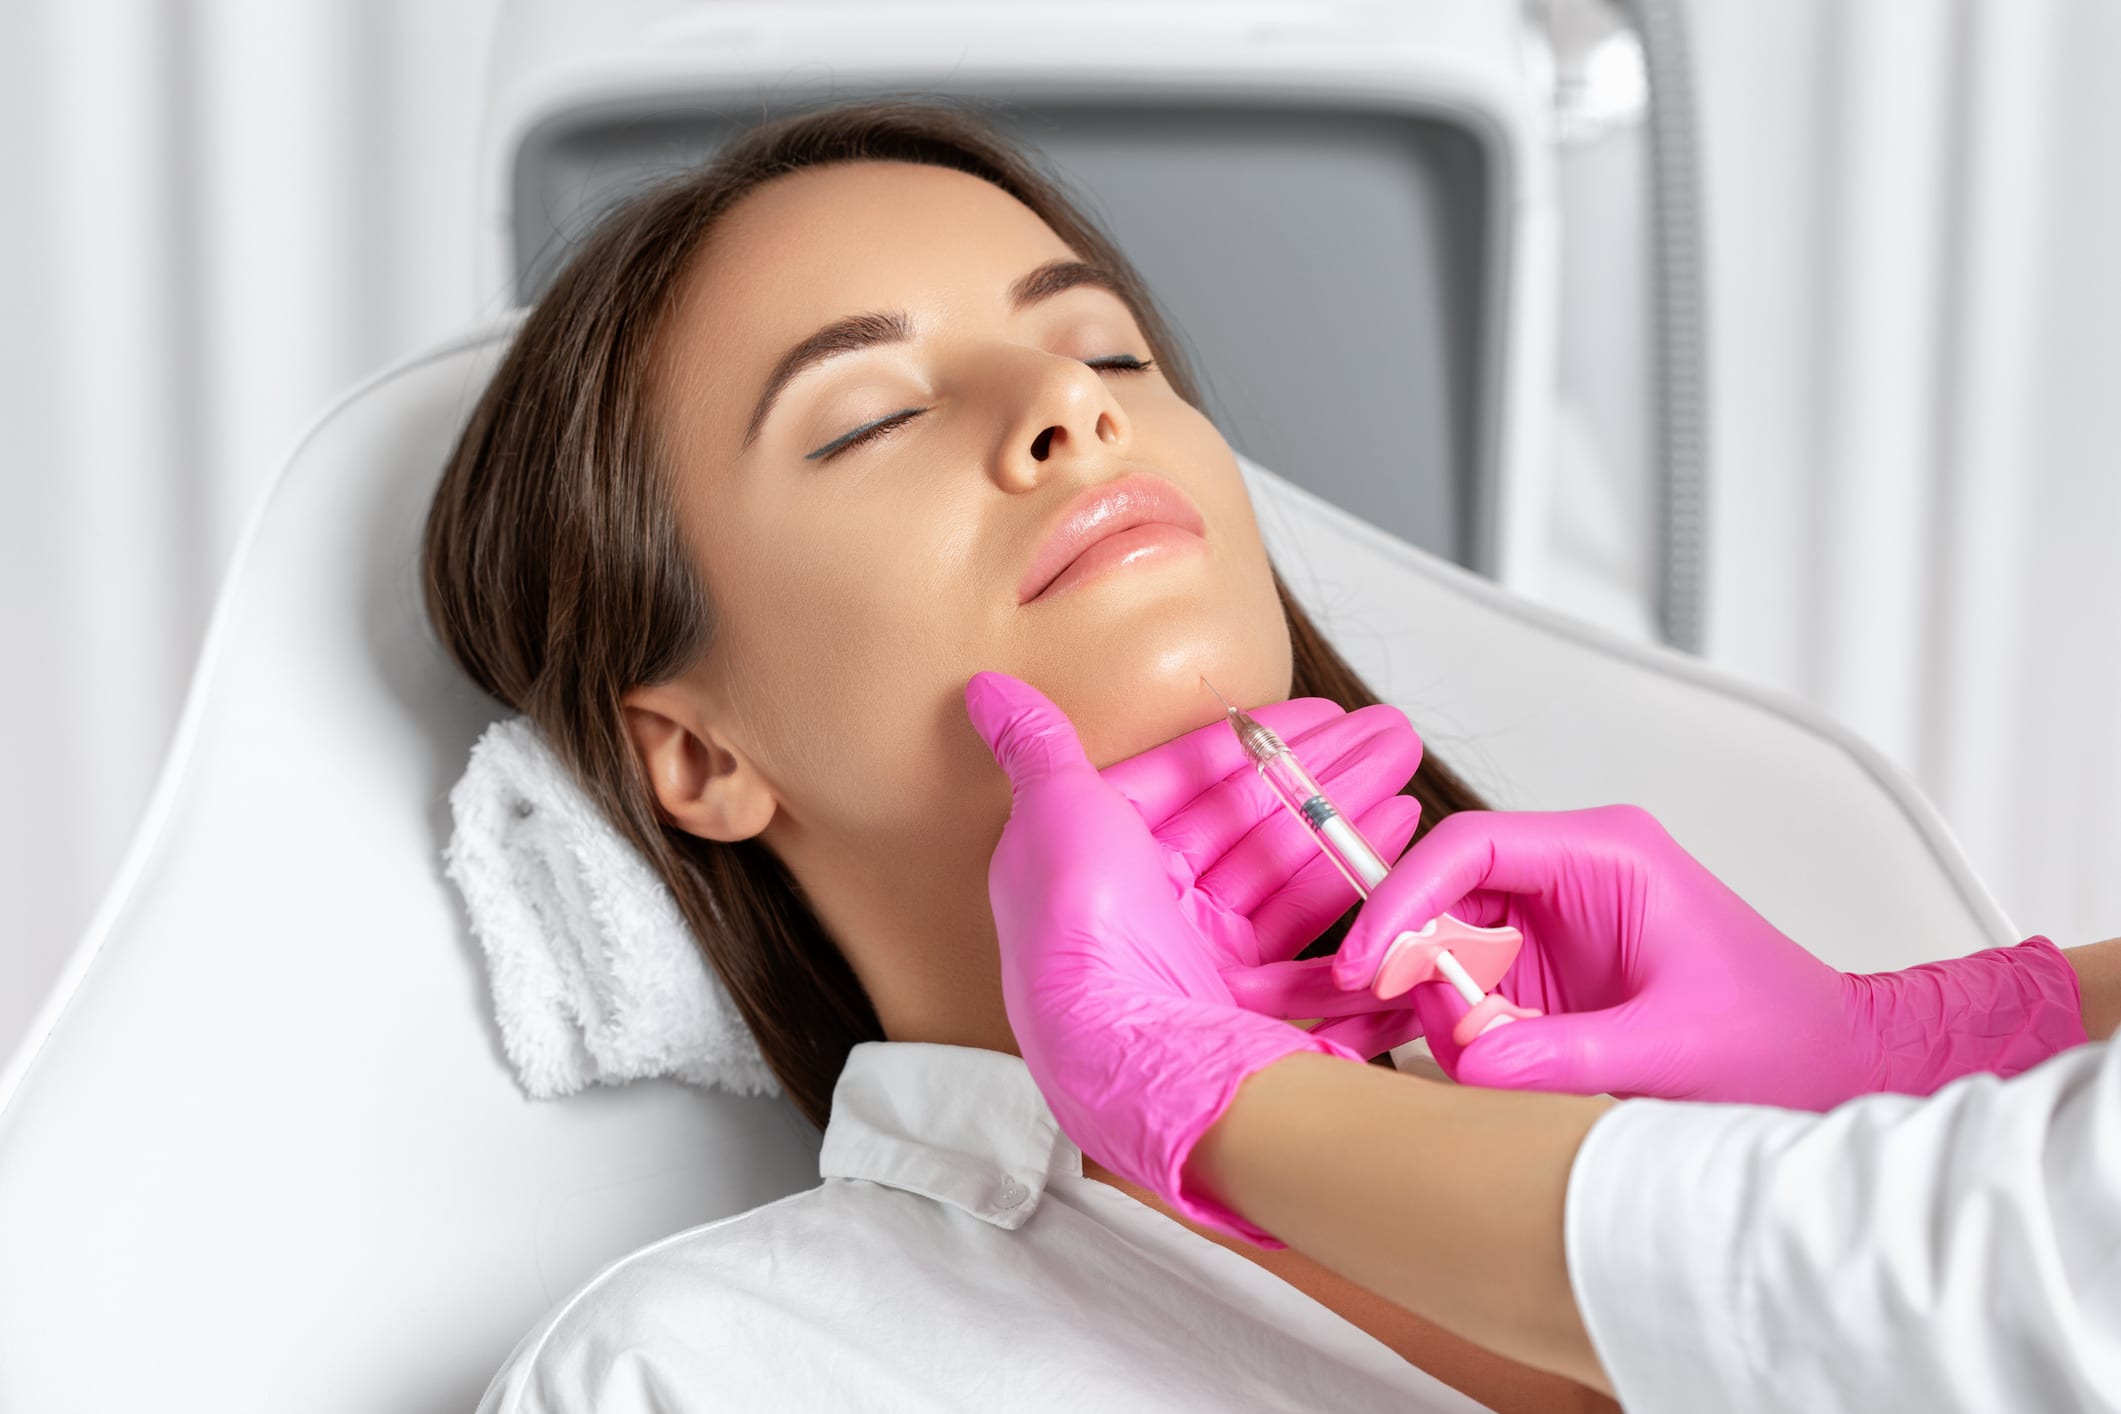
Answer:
1331, 805, 2087, 1110
967, 671, 1375, 1245
1097, 692, 1429, 1059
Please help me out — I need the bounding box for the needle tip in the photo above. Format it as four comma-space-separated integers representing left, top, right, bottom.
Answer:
1203, 676, 1283, 764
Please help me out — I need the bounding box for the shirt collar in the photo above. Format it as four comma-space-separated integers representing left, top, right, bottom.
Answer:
817, 1041, 1081, 1231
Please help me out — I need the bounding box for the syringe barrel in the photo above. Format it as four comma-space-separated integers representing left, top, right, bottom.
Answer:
1252, 745, 1327, 820
1254, 750, 1394, 895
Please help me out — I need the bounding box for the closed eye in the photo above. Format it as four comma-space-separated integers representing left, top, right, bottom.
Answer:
805, 406, 925, 462
803, 355, 1157, 461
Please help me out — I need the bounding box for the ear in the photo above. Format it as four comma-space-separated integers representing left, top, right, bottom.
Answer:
620, 681, 778, 842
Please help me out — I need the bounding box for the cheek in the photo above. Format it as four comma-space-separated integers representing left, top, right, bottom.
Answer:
706, 512, 997, 835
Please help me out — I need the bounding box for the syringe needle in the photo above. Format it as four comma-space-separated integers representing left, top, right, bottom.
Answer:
1199, 675, 1237, 715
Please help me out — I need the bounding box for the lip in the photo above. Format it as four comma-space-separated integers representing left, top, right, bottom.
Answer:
1016, 473, 1208, 605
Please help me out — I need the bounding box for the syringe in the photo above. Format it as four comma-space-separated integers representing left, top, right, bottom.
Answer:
1205, 680, 1537, 1042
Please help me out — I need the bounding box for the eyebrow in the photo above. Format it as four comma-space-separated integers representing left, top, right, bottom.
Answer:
740, 258, 1131, 449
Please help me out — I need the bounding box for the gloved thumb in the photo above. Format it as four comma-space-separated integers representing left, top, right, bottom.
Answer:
964, 671, 1093, 794
1450, 1004, 1654, 1098
1406, 980, 1475, 1074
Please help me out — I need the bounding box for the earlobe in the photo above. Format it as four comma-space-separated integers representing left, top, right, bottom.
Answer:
620, 685, 778, 842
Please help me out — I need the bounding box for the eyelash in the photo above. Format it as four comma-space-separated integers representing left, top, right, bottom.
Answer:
808, 355, 1157, 462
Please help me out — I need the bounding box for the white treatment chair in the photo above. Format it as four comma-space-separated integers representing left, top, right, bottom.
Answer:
0, 321, 2013, 1412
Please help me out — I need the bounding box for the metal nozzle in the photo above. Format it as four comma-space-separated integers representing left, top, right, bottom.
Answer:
1201, 675, 1287, 765
1229, 709, 1288, 765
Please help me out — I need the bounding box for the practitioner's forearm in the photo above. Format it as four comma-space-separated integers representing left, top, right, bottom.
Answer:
2067, 937, 2121, 1040
1182, 939, 2112, 1399
1186, 1052, 1616, 1394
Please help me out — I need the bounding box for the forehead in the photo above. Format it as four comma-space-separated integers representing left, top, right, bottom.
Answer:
662, 162, 1080, 395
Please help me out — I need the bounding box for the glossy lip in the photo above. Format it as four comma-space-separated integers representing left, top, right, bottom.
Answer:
1016, 473, 1208, 605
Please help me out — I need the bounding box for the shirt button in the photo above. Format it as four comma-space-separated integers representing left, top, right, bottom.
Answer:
994, 1178, 1028, 1209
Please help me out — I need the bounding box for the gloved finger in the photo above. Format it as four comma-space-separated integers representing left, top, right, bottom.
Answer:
1169, 704, 1421, 892
1450, 1000, 1662, 1098
1444, 889, 1515, 931
1103, 697, 1341, 827
1225, 957, 1406, 1019
1407, 980, 1476, 1077
1245, 796, 1424, 964
1281, 699, 1422, 799
1308, 1006, 1426, 1061
965, 672, 1095, 793
1332, 810, 1575, 991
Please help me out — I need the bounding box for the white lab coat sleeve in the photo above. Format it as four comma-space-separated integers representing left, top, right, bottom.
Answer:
1563, 1038, 2121, 1414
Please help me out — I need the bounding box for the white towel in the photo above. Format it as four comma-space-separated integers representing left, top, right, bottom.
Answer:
442, 715, 780, 1100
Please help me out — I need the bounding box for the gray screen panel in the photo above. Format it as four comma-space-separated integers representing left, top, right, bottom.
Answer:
513, 92, 1497, 568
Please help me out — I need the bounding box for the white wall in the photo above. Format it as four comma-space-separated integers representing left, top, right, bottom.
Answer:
1686, 0, 2120, 950
0, 0, 505, 1058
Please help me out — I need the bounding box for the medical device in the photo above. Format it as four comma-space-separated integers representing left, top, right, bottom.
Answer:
1204, 679, 1537, 1042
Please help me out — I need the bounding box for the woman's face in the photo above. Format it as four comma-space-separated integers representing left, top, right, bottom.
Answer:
642, 159, 1290, 872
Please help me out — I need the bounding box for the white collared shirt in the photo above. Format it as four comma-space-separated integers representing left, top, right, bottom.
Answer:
477, 1041, 1490, 1413
1567, 1036, 2121, 1413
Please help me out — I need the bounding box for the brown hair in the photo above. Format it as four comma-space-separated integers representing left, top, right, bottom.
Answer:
423, 98, 1488, 1128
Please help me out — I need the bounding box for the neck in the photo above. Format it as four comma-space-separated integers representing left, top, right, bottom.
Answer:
775, 809, 1022, 1056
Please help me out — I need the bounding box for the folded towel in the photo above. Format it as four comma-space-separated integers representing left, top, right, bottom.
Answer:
442, 715, 779, 1100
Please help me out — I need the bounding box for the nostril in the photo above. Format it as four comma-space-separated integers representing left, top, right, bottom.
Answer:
1030, 426, 1056, 460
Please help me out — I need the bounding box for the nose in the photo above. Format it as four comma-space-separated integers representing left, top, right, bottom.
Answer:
988, 350, 1131, 492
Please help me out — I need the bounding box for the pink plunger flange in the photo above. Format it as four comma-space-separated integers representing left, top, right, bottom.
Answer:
1370, 914, 1541, 1046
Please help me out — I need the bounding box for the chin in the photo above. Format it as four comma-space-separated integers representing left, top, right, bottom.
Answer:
1031, 594, 1293, 770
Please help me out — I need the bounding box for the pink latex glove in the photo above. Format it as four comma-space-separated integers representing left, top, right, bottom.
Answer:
1098, 692, 1430, 1060
967, 670, 1375, 1245
1333, 805, 2087, 1110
